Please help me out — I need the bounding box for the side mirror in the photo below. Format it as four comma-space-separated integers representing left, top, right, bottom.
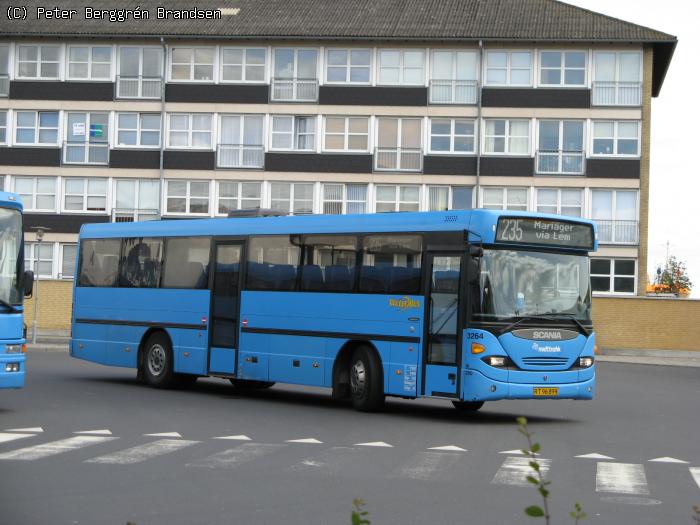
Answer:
23, 270, 34, 298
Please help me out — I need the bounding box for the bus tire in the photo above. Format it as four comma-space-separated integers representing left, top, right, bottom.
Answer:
350, 346, 385, 412
143, 332, 177, 389
229, 379, 275, 390
452, 400, 484, 412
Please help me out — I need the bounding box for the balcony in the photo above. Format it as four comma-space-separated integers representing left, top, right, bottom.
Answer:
592, 81, 642, 106
270, 78, 318, 102
429, 79, 478, 105
535, 150, 585, 175
112, 208, 159, 223
217, 144, 264, 169
0, 74, 8, 97
116, 75, 162, 99
63, 142, 109, 165
594, 219, 639, 244
374, 147, 422, 172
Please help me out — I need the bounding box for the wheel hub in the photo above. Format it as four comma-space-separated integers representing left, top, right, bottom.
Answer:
147, 344, 166, 376
350, 359, 366, 396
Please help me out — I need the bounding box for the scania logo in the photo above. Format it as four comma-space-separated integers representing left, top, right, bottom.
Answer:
512, 328, 579, 341
532, 331, 562, 340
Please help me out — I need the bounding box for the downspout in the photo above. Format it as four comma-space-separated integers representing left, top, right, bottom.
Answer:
475, 39, 484, 208
158, 37, 167, 219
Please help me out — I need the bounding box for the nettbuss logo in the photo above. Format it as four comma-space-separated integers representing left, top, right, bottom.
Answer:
532, 342, 562, 353
389, 297, 420, 311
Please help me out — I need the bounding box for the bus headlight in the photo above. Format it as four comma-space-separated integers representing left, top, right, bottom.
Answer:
578, 356, 594, 368
482, 356, 508, 367
5, 344, 22, 354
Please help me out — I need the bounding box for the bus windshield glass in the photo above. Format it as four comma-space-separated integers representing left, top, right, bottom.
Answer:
0, 207, 23, 306
473, 249, 591, 322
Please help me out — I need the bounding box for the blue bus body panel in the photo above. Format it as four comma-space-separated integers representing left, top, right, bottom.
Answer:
0, 313, 25, 389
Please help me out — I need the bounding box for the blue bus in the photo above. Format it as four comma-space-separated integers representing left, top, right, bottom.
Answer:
71, 209, 596, 411
0, 191, 34, 389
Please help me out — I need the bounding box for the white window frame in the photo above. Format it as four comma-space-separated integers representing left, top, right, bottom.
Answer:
165, 180, 212, 216
480, 187, 529, 211
325, 48, 372, 85
322, 116, 370, 152
322, 183, 368, 215
0, 43, 10, 95
374, 184, 421, 213
591, 258, 637, 295
62, 177, 108, 214
116, 46, 163, 99
113, 179, 160, 220
426, 185, 474, 211
377, 49, 426, 86
591, 120, 641, 157
115, 112, 161, 148
538, 50, 587, 87
219, 47, 267, 84
16, 44, 61, 80
25, 242, 56, 279
482, 119, 531, 155
270, 115, 317, 152
13, 176, 57, 212
66, 45, 113, 81
269, 181, 315, 215
59, 243, 78, 280
215, 180, 263, 215
168, 46, 216, 82
428, 118, 476, 154
535, 188, 583, 217
166, 113, 213, 149
14, 110, 60, 146
0, 110, 7, 145
484, 50, 533, 87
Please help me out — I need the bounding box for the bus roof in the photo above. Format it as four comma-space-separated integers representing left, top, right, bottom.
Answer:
79, 209, 597, 252
0, 191, 23, 212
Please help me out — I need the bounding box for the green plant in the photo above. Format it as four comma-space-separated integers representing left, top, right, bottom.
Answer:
352, 498, 371, 525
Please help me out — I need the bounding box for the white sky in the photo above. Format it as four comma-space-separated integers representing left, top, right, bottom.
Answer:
565, 0, 699, 296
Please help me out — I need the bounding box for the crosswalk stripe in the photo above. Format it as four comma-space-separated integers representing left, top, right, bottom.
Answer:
690, 467, 700, 489
0, 432, 35, 445
491, 456, 551, 487
86, 439, 199, 465
290, 446, 357, 473
5, 427, 43, 433
596, 463, 649, 495
0, 436, 117, 461
393, 451, 463, 481
187, 443, 285, 469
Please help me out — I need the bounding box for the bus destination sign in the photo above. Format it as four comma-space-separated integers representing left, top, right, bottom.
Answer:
495, 217, 594, 250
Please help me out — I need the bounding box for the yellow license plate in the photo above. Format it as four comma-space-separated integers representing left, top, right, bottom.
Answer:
533, 387, 559, 397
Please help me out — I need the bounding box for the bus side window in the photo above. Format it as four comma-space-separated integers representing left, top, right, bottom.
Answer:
359, 234, 422, 295
300, 235, 357, 292
246, 236, 301, 291
119, 237, 163, 288
78, 239, 121, 287
162, 237, 211, 289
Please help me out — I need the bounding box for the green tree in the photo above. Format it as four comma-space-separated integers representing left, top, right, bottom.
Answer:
658, 255, 693, 295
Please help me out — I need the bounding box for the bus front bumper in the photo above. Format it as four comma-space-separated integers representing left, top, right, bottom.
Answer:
0, 354, 25, 389
462, 369, 595, 401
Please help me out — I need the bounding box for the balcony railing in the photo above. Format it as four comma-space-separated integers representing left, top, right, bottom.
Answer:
63, 141, 109, 165
0, 74, 8, 97
429, 79, 478, 105
374, 147, 423, 172
270, 77, 319, 102
535, 150, 585, 175
592, 81, 642, 106
116, 75, 162, 99
217, 144, 264, 169
111, 208, 159, 223
594, 219, 639, 244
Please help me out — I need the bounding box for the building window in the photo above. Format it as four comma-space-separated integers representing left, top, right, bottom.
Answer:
67, 46, 111, 80
322, 183, 367, 214
536, 120, 584, 174
16, 45, 60, 79
216, 181, 262, 214
485, 51, 532, 86
166, 180, 210, 215
536, 188, 582, 216
484, 119, 530, 155
323, 116, 369, 151
170, 47, 215, 81
270, 182, 314, 215
13, 177, 56, 211
217, 114, 264, 168
272, 48, 318, 101
375, 185, 420, 212
0, 111, 7, 144
167, 114, 213, 149
0, 45, 10, 97
375, 117, 422, 171
539, 51, 586, 86
429, 50, 478, 104
271, 115, 316, 151
60, 244, 77, 279
482, 187, 528, 210
591, 258, 636, 294
114, 179, 159, 221
591, 189, 638, 244
116, 113, 161, 147
15, 111, 59, 145
429, 118, 475, 154
220, 47, 266, 82
64, 112, 109, 165
592, 121, 640, 156
25, 243, 55, 279
593, 51, 642, 106
378, 50, 425, 85
117, 47, 163, 98
63, 178, 107, 212
428, 186, 473, 211
326, 49, 371, 84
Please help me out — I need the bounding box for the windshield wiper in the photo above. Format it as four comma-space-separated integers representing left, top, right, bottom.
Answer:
498, 314, 590, 337
0, 298, 20, 313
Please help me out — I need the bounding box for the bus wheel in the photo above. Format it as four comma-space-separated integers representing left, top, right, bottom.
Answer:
452, 400, 484, 412
143, 333, 176, 389
350, 346, 385, 412
229, 379, 275, 390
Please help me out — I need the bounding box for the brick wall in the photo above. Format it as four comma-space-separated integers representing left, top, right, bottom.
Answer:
23, 280, 74, 331
592, 296, 700, 351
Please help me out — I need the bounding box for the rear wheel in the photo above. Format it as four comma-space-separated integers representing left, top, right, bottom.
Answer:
350, 346, 385, 412
142, 332, 177, 389
452, 400, 485, 412
229, 378, 275, 390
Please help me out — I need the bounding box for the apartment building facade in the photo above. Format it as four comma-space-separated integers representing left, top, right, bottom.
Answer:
0, 0, 676, 322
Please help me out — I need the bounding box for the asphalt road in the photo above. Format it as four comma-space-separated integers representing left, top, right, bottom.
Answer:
1, 350, 698, 525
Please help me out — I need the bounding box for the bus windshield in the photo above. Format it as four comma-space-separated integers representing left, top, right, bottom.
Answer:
473, 248, 591, 322
0, 207, 23, 306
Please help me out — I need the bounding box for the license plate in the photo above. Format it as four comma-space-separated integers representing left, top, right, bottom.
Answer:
533, 387, 559, 397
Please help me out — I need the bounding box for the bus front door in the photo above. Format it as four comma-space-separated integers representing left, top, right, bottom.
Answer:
208, 242, 243, 375
423, 253, 464, 398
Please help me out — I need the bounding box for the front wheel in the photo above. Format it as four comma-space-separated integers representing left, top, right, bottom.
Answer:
452, 400, 485, 412
142, 333, 177, 389
350, 346, 385, 412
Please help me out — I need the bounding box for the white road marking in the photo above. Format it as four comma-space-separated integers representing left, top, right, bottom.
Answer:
290, 446, 357, 473
689, 467, 700, 489
576, 453, 615, 459
491, 456, 551, 487
187, 443, 285, 469
86, 439, 199, 464
74, 429, 112, 435
428, 445, 467, 452
354, 441, 393, 447
498, 449, 539, 455
144, 432, 182, 438
286, 438, 323, 444
393, 451, 463, 481
5, 427, 43, 433
214, 435, 252, 441
596, 463, 650, 495
649, 457, 688, 464
0, 432, 35, 444
0, 436, 117, 461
